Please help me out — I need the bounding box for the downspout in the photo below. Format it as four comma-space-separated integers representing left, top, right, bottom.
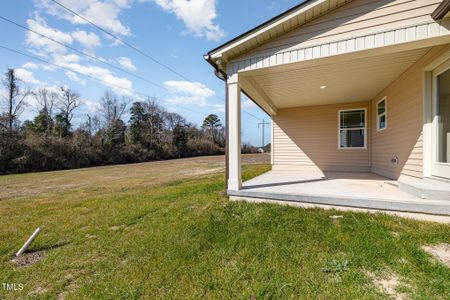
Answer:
204, 54, 229, 190
431, 0, 450, 20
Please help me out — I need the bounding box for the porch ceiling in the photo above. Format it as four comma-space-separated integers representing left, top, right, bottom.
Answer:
240, 47, 430, 110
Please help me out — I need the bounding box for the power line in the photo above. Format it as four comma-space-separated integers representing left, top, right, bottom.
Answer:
0, 44, 205, 118
47, 0, 262, 121
0, 15, 167, 91
0, 14, 234, 121
3, 0, 262, 122
243, 109, 261, 121
49, 0, 191, 82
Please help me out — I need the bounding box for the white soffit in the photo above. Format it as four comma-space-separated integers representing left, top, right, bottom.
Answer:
249, 47, 430, 108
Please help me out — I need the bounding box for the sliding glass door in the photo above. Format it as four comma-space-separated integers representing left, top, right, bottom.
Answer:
432, 59, 450, 179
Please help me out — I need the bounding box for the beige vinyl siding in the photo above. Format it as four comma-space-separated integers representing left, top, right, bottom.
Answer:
273, 102, 370, 172
220, 0, 353, 60
370, 45, 450, 179
238, 0, 442, 60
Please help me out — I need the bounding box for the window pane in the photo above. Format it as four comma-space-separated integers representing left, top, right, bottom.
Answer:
437, 68, 450, 163
379, 114, 386, 129
340, 110, 365, 128
340, 130, 365, 148
378, 100, 386, 115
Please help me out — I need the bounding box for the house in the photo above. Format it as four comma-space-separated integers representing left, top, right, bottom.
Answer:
205, 0, 450, 217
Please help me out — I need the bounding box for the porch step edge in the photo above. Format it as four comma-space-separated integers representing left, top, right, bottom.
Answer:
227, 190, 450, 216
398, 179, 450, 201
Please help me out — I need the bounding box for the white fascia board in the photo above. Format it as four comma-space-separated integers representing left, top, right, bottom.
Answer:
209, 0, 327, 59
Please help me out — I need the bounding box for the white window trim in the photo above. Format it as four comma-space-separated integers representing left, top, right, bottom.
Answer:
338, 108, 367, 150
423, 49, 450, 178
376, 97, 387, 132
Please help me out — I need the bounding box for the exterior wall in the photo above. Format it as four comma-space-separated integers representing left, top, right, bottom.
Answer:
273, 101, 370, 172
370, 45, 450, 179
271, 45, 450, 178
239, 0, 442, 60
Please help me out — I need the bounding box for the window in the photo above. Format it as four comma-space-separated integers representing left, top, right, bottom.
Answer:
377, 97, 387, 131
338, 109, 366, 149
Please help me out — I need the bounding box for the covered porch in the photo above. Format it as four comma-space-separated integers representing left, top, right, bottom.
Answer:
204, 0, 450, 217
224, 39, 450, 216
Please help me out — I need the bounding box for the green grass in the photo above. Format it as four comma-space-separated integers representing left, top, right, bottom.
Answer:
0, 162, 449, 299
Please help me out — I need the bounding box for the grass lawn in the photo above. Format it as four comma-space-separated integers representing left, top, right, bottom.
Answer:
0, 155, 449, 299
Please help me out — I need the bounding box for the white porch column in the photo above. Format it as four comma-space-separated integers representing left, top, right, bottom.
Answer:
227, 78, 242, 191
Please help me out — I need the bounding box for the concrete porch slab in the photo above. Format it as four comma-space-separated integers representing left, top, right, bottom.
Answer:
228, 170, 450, 216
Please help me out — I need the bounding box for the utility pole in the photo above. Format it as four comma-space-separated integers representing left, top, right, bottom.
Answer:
258, 119, 270, 149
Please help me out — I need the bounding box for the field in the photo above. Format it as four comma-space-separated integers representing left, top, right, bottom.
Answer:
0, 154, 449, 299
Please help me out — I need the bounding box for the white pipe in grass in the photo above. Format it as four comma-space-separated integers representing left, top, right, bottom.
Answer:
16, 227, 41, 257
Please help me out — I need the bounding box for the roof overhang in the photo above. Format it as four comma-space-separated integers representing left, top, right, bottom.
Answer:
432, 0, 450, 20
204, 0, 352, 76
239, 41, 450, 115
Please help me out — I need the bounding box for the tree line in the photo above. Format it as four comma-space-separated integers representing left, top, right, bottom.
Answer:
0, 68, 234, 174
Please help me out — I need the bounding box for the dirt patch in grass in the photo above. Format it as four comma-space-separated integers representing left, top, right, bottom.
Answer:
391, 231, 401, 238
57, 273, 78, 300
367, 271, 409, 300
180, 167, 225, 176
422, 243, 450, 267
11, 251, 45, 267
28, 286, 48, 296
110, 225, 126, 231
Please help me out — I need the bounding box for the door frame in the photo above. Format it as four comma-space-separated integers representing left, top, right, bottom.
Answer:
431, 59, 450, 178
424, 49, 450, 179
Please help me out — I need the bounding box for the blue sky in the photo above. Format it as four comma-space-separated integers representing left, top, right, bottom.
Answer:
0, 0, 299, 146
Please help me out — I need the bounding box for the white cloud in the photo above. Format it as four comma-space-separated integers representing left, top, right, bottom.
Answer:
63, 62, 133, 95
72, 29, 101, 48
242, 99, 257, 110
26, 16, 73, 55
117, 57, 136, 71
80, 98, 102, 112
113, 0, 133, 8
65, 70, 86, 85
164, 80, 215, 106
22, 62, 39, 70
36, 0, 132, 36
212, 103, 224, 113
15, 68, 40, 84
150, 0, 225, 41
98, 74, 133, 96
24, 15, 134, 96
0, 88, 7, 107
54, 53, 81, 65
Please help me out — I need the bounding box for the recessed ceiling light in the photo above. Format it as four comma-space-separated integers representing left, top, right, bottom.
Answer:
320, 85, 327, 89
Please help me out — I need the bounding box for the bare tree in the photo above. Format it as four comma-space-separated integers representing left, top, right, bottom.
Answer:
33, 88, 57, 134
58, 86, 80, 122
1, 68, 29, 131
99, 91, 130, 127
91, 114, 101, 134
163, 111, 186, 131
143, 98, 164, 150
